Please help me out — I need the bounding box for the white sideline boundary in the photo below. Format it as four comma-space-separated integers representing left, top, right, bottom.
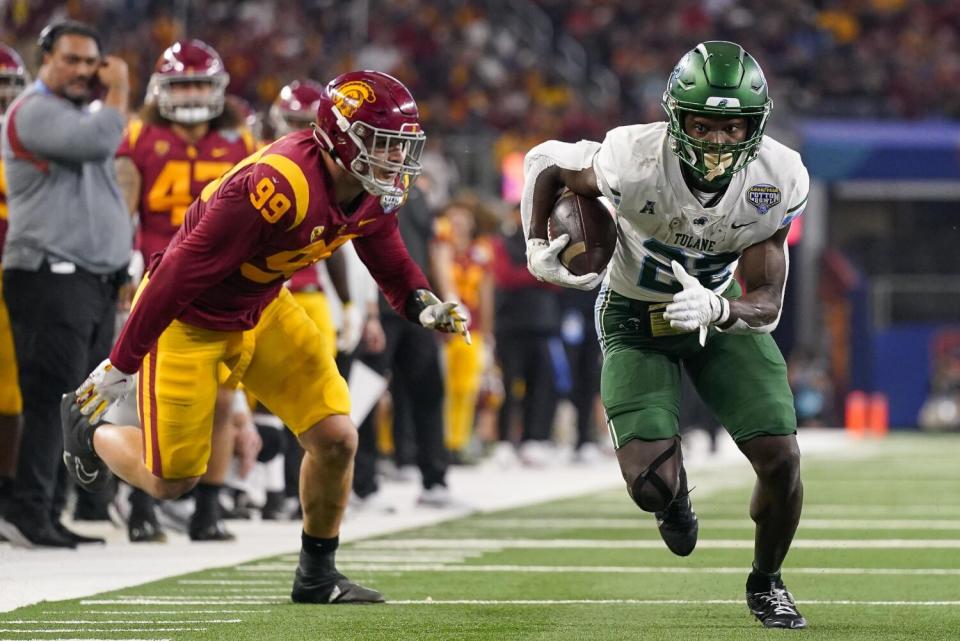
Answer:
0, 429, 854, 612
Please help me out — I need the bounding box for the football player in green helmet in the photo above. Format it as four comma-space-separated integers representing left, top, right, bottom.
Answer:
523, 41, 809, 629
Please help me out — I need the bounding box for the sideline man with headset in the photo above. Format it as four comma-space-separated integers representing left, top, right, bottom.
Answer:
0, 21, 131, 548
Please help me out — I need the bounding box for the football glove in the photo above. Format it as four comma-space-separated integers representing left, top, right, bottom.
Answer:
76, 359, 136, 425
663, 261, 729, 346
417, 290, 472, 344
526, 235, 605, 290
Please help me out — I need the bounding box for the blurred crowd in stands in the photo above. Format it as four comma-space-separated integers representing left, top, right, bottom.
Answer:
5, 0, 960, 145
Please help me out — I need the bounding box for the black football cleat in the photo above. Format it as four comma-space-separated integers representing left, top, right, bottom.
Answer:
53, 521, 106, 545
291, 567, 385, 604
189, 518, 236, 542
655, 492, 698, 556
129, 512, 167, 543
747, 576, 807, 629
60, 392, 112, 493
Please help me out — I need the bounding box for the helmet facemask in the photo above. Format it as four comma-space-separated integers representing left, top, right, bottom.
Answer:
663, 94, 771, 184
149, 75, 229, 125
317, 106, 426, 198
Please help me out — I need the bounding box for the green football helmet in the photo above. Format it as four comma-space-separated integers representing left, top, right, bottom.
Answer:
662, 41, 772, 185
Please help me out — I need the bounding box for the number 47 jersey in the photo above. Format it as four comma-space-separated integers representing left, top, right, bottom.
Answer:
117, 120, 256, 261
592, 121, 809, 302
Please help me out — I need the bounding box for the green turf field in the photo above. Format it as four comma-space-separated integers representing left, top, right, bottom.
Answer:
3, 434, 960, 640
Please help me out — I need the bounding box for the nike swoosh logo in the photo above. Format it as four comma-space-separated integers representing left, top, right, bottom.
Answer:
211, 148, 229, 158
731, 221, 757, 229
65, 453, 100, 485
358, 218, 377, 227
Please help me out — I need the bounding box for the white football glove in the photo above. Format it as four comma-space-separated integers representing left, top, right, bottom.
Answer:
663, 261, 729, 346
76, 358, 136, 424
417, 291, 472, 344
336, 302, 364, 353
526, 235, 605, 291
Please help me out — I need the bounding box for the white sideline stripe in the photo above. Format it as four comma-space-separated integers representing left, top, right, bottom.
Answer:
85, 610, 269, 614
0, 629, 204, 633
353, 538, 960, 550
719, 504, 960, 516
175, 588, 289, 593
5, 619, 240, 624
78, 597, 960, 607
81, 599, 285, 606
179, 580, 287, 585
466, 518, 960, 530
334, 564, 960, 576
384, 599, 960, 607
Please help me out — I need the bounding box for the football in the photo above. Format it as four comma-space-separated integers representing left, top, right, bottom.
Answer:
547, 190, 617, 276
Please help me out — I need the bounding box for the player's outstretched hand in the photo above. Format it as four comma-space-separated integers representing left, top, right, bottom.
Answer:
418, 291, 472, 344
526, 235, 604, 290
76, 359, 135, 424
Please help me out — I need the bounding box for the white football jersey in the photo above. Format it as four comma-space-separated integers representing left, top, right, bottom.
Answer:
592, 121, 808, 302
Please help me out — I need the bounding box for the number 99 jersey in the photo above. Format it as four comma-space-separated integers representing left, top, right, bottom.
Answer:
592, 122, 808, 302
117, 119, 256, 260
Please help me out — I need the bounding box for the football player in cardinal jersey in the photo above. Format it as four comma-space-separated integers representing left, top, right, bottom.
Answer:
523, 41, 808, 628
63, 70, 468, 604
0, 44, 27, 517
112, 39, 258, 544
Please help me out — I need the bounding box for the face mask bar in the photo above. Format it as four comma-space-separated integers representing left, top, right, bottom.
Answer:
150, 75, 228, 124
662, 94, 771, 182
347, 121, 426, 197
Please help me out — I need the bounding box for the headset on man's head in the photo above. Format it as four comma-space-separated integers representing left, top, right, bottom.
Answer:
36, 20, 103, 60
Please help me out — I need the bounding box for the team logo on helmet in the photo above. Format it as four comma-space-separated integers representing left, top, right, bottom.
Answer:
332, 81, 376, 118
746, 184, 781, 215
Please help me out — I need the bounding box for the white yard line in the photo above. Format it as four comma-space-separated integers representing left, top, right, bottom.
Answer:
331, 564, 960, 576
81, 599, 285, 606
215, 562, 960, 576
3, 620, 240, 624
84, 610, 269, 614
386, 599, 960, 607
76, 598, 960, 607
0, 629, 204, 633
178, 580, 287, 585
353, 538, 960, 550
456, 518, 960, 530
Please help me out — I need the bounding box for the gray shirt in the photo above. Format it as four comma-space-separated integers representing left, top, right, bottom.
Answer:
1, 81, 132, 274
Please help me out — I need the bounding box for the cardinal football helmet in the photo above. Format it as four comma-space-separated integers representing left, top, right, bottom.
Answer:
146, 39, 229, 124
0, 44, 28, 120
313, 70, 425, 199
662, 41, 771, 184
270, 79, 324, 136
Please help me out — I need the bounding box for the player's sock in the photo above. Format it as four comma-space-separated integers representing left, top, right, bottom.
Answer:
746, 565, 781, 592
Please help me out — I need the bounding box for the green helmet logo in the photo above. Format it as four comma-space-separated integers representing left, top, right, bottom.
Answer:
662, 41, 772, 184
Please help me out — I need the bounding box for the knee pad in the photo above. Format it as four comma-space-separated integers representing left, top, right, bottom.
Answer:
628, 440, 681, 513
